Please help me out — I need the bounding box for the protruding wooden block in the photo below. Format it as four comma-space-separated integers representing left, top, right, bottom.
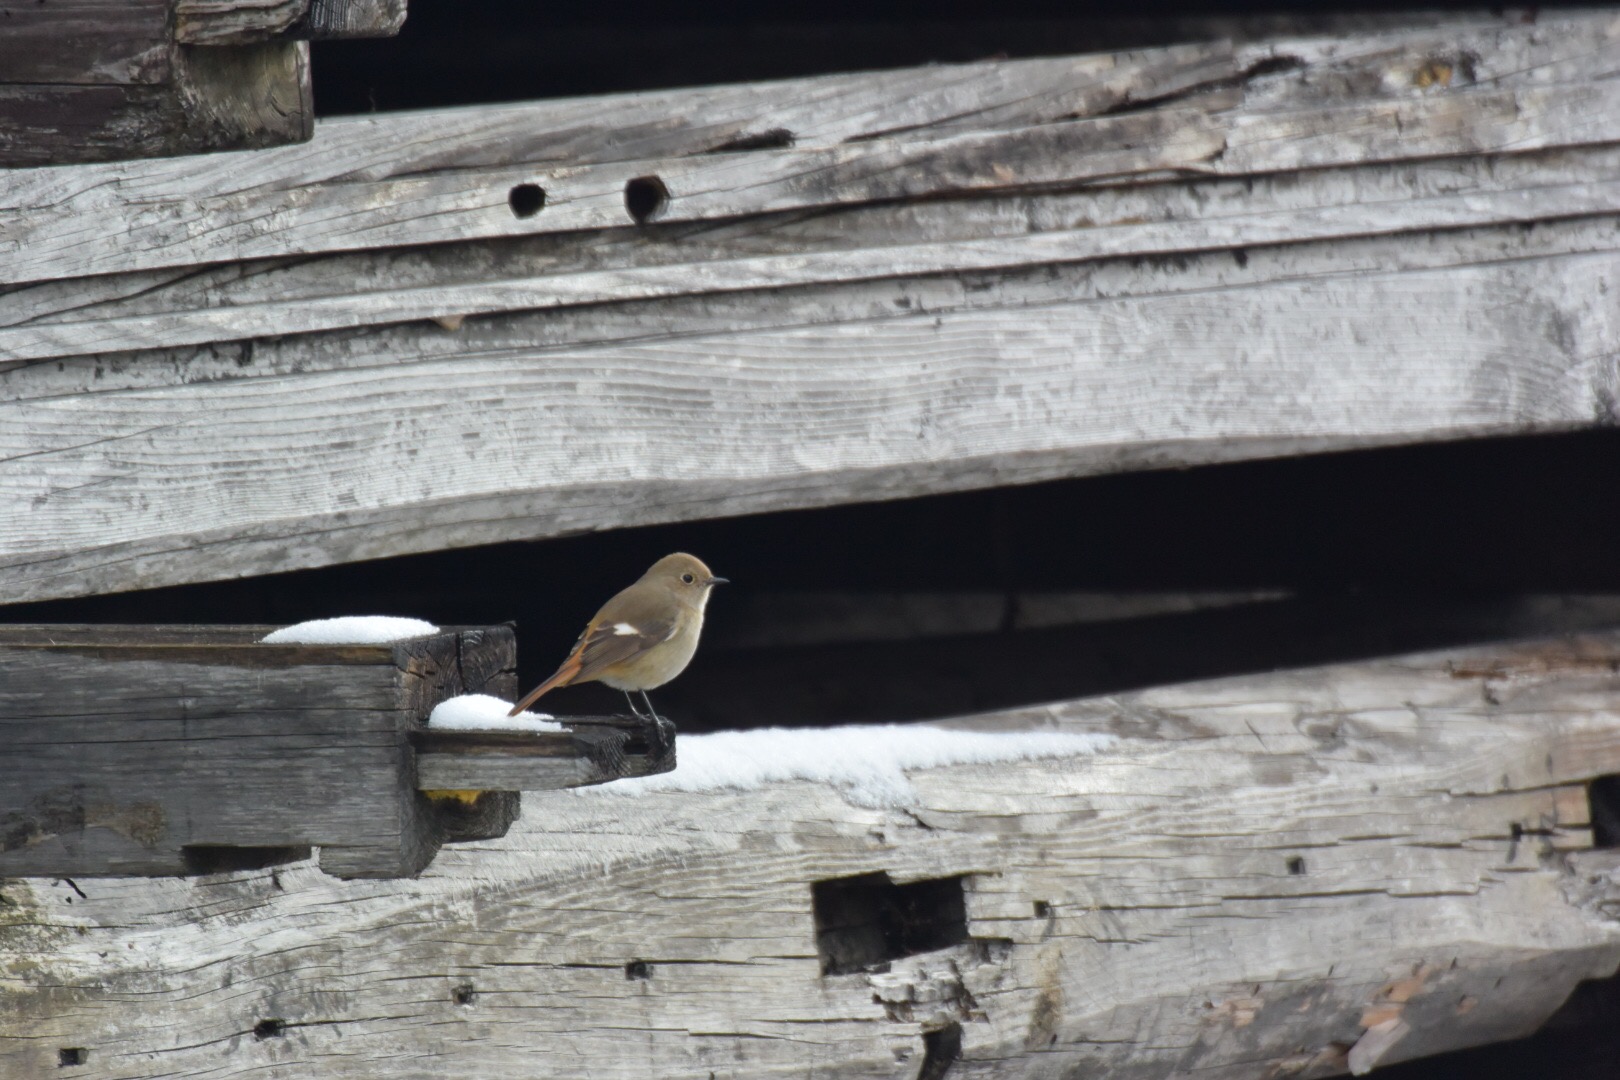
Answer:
0, 624, 671, 879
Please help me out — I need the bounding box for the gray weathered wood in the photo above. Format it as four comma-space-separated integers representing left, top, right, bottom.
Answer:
4, 631, 1619, 1077
3, 236, 1618, 604
7, 13, 1620, 603
5, 146, 1619, 361
299, 0, 406, 38
4, 13, 1616, 284
173, 0, 312, 46
0, 624, 665, 878
0, 0, 173, 85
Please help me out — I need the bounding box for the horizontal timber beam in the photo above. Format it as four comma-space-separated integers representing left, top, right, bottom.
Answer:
3, 630, 1620, 1076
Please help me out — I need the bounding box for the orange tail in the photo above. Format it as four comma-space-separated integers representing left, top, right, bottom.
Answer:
507, 654, 582, 716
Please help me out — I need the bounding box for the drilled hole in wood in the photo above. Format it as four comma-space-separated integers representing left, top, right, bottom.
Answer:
919, 1022, 962, 1080
452, 982, 476, 1005
1287, 856, 1307, 875
182, 845, 308, 874
812, 872, 968, 975
624, 176, 669, 224
1591, 775, 1620, 847
625, 960, 652, 980
1032, 900, 1051, 917
57, 1048, 88, 1068
253, 1019, 286, 1040
508, 183, 545, 219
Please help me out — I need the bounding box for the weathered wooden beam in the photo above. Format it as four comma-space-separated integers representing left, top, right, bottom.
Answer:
4, 631, 1619, 1077
0, 0, 174, 86
3, 13, 1615, 284
0, 0, 407, 166
0, 625, 671, 878
5, 145, 1619, 362
172, 0, 408, 44
0, 37, 314, 167
3, 229, 1618, 604
173, 0, 312, 46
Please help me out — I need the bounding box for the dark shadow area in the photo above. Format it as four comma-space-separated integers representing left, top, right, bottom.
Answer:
811, 872, 968, 975
10, 430, 1620, 731
180, 846, 311, 875
1591, 776, 1620, 850
310, 1, 1614, 116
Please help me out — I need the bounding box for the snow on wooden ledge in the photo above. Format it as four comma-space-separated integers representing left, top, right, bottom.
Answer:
5, 631, 1620, 1079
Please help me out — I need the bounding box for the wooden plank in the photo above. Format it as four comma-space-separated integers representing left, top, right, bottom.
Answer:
6, 147, 1620, 361
0, 41, 313, 167
2, 236, 1617, 604
4, 631, 1619, 1077
0, 0, 173, 84
172, 0, 406, 44
174, 0, 312, 46
299, 0, 407, 38
4, 13, 1616, 284
0, 624, 579, 878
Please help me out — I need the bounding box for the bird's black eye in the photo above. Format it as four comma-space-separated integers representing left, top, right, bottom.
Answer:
681, 573, 695, 584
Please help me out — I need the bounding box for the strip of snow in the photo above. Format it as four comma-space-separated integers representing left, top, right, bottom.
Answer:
587, 725, 1116, 807
260, 616, 440, 644
428, 694, 563, 733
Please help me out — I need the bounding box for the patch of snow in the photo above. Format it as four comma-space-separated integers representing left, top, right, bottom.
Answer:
429, 694, 564, 733
260, 616, 440, 645
587, 725, 1116, 807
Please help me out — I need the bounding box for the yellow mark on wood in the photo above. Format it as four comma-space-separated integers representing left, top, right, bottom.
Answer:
1414, 61, 1454, 89
425, 789, 486, 805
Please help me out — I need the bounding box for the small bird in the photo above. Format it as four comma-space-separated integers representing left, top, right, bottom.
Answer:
508, 552, 727, 719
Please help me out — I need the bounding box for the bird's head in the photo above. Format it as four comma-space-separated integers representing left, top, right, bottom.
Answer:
646, 552, 728, 604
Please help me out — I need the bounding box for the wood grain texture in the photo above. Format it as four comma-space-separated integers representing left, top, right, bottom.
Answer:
4, 632, 1619, 1077
0, 40, 313, 167
0, 0, 172, 85
174, 0, 311, 46
5, 12, 1617, 283
3, 235, 1617, 604
0, 624, 532, 878
5, 147, 1620, 361
299, 0, 407, 38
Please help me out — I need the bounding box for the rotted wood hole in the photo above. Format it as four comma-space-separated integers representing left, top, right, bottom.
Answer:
812, 872, 969, 976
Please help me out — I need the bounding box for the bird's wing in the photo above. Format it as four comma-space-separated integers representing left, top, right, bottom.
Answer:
506, 613, 678, 716
567, 614, 678, 685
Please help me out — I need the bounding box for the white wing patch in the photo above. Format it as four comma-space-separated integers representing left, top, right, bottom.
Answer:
612, 622, 639, 635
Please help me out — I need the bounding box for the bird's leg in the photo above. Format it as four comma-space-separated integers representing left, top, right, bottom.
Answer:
622, 691, 647, 720
639, 690, 663, 722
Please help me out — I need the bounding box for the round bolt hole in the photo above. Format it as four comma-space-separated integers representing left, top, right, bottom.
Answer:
508, 183, 546, 219
253, 1019, 287, 1040
624, 176, 669, 225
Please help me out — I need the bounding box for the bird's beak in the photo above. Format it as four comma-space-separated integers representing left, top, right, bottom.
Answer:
707, 575, 730, 585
